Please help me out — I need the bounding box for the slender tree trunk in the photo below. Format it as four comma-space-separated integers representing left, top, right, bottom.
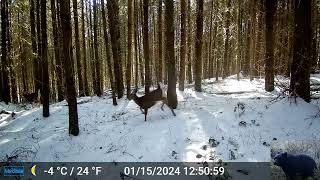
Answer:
223, 0, 231, 79
107, 0, 124, 98
237, 0, 242, 81
256, 1, 263, 78
18, 11, 27, 92
178, 0, 187, 91
165, 0, 177, 109
7, 0, 16, 102
81, 0, 89, 96
134, 0, 139, 87
89, 0, 96, 95
187, 0, 192, 84
158, 0, 163, 83
56, 1, 64, 101
73, 0, 84, 96
36, 0, 42, 93
1, 0, 10, 104
311, 0, 317, 72
93, 0, 102, 96
244, 3, 251, 76
249, 0, 257, 81
208, 0, 214, 79
126, 0, 133, 98
215, 22, 222, 81
51, 0, 61, 101
101, 0, 117, 105
290, 0, 311, 102
286, 0, 293, 77
41, 0, 49, 117
195, 0, 204, 92
30, 0, 39, 94
143, 0, 151, 93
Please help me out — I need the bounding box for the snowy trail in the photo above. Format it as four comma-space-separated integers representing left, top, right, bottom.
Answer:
0, 76, 320, 163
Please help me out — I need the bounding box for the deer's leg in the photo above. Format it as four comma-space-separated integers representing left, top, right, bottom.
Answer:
140, 107, 145, 114
169, 107, 176, 116
161, 102, 165, 111
161, 99, 168, 111
144, 108, 148, 121
162, 99, 176, 116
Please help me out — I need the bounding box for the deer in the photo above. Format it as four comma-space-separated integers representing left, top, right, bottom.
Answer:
22, 89, 40, 104
128, 84, 176, 121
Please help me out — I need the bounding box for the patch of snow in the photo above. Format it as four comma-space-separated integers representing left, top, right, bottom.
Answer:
0, 75, 319, 163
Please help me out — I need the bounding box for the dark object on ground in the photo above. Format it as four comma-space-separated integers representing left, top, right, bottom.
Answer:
273, 152, 317, 179
171, 151, 178, 157
209, 137, 220, 147
0, 110, 16, 118
229, 150, 236, 160
239, 121, 247, 127
128, 84, 176, 121
22, 91, 39, 103
263, 142, 270, 147
201, 145, 207, 150
0, 110, 10, 114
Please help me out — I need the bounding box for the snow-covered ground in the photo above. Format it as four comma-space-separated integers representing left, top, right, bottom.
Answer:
0, 75, 320, 163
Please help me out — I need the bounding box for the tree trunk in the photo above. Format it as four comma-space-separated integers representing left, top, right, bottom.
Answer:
93, 0, 102, 96
51, 0, 61, 101
265, 0, 276, 92
311, 0, 317, 72
138, 3, 144, 86
36, 0, 42, 92
157, 0, 163, 83
237, 0, 242, 81
194, 0, 204, 92
286, 0, 293, 77
249, 0, 256, 81
59, 0, 79, 136
126, 0, 133, 98
208, 0, 214, 79
101, 0, 117, 105
178, 0, 187, 91
223, 0, 231, 79
81, 0, 89, 96
41, 0, 49, 117
18, 11, 27, 92
1, 0, 10, 104
165, 0, 177, 109
73, 0, 84, 96
290, 0, 311, 102
134, 0, 139, 87
244, 3, 251, 76
107, 0, 124, 98
7, 0, 16, 102
89, 0, 96, 95
56, 0, 64, 101
187, 0, 192, 84
143, 0, 151, 93
29, 0, 39, 94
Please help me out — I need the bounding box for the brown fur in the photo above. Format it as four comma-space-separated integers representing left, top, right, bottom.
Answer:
129, 85, 176, 121
23, 91, 40, 103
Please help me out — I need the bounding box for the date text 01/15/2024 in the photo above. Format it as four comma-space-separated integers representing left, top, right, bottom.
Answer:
123, 166, 225, 176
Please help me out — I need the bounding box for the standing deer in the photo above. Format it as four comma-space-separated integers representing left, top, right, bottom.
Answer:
22, 89, 41, 104
128, 84, 176, 121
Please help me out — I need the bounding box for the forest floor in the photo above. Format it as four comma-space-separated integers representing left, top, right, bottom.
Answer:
0, 74, 320, 163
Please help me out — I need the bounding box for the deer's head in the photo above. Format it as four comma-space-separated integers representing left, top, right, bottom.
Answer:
128, 87, 138, 100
